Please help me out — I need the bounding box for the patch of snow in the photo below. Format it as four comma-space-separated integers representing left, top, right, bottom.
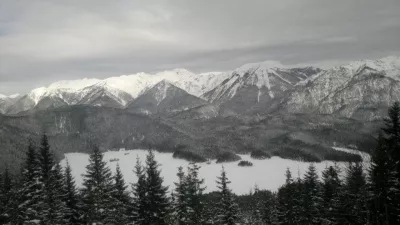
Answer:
332, 147, 370, 164
61, 149, 363, 194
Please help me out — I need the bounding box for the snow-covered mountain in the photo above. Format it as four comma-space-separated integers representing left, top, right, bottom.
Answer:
126, 80, 207, 115
1, 55, 400, 119
1, 69, 229, 114
202, 61, 321, 115
0, 94, 20, 114
286, 56, 400, 120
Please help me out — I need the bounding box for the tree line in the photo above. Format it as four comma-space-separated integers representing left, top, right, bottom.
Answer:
0, 102, 400, 224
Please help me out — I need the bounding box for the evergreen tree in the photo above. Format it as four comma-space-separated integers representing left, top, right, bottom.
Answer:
144, 150, 170, 225
38, 134, 68, 224
342, 163, 368, 225
11, 140, 45, 224
81, 146, 114, 224
301, 163, 322, 225
110, 164, 131, 224
215, 166, 239, 225
131, 157, 147, 225
64, 161, 82, 224
382, 102, 400, 223
185, 163, 206, 225
277, 168, 298, 225
172, 166, 188, 225
321, 165, 342, 224
0, 167, 12, 224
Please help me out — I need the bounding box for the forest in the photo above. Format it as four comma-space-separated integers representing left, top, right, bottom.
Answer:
0, 103, 399, 225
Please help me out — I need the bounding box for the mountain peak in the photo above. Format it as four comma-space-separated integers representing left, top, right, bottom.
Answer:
333, 56, 400, 77
234, 60, 285, 76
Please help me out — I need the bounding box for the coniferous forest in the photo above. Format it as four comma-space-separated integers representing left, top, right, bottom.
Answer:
0, 103, 400, 225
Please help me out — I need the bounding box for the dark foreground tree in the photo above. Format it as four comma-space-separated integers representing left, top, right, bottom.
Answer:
38, 134, 68, 224
381, 102, 400, 223
110, 163, 131, 224
81, 146, 114, 224
0, 167, 13, 224
131, 157, 147, 225
215, 167, 239, 225
11, 141, 45, 224
172, 166, 187, 225
64, 161, 82, 224
321, 165, 342, 224
302, 164, 322, 225
144, 150, 170, 225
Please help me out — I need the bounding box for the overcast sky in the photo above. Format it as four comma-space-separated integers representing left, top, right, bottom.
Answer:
1, 0, 400, 94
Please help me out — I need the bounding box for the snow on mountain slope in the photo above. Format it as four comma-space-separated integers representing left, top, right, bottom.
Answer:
61, 149, 359, 194
100, 69, 230, 99
203, 61, 319, 103
201, 61, 320, 115
2, 68, 230, 114
0, 94, 21, 114
287, 56, 400, 120
77, 83, 134, 108
126, 80, 207, 115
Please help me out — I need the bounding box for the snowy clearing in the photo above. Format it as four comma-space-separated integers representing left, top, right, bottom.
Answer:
61, 149, 368, 194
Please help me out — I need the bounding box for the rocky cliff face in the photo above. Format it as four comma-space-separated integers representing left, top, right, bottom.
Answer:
286, 56, 400, 120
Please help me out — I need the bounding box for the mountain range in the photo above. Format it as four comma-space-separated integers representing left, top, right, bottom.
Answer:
1, 55, 399, 172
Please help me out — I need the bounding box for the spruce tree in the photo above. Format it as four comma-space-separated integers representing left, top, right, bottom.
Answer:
382, 102, 400, 223
185, 163, 206, 225
131, 157, 147, 225
277, 168, 298, 225
38, 134, 67, 224
302, 163, 322, 225
215, 166, 239, 225
81, 146, 114, 224
172, 166, 188, 225
321, 165, 342, 224
0, 167, 12, 224
343, 163, 368, 225
11, 140, 45, 224
110, 164, 131, 224
144, 150, 170, 225
64, 161, 81, 224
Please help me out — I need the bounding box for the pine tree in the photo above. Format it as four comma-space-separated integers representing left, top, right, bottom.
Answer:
81, 145, 115, 224
321, 165, 342, 224
277, 168, 298, 225
342, 163, 368, 225
11, 140, 45, 224
38, 134, 67, 224
302, 163, 322, 225
382, 102, 400, 223
144, 150, 170, 225
172, 166, 188, 225
64, 161, 81, 224
185, 163, 206, 225
0, 167, 12, 224
110, 164, 131, 224
131, 157, 147, 225
215, 166, 239, 225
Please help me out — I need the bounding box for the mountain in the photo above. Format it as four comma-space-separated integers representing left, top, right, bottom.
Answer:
125, 80, 207, 115
286, 56, 400, 121
77, 83, 134, 108
0, 94, 20, 114
202, 61, 321, 115
1, 69, 229, 114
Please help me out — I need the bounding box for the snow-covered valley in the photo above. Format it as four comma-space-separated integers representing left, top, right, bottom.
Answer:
61, 148, 367, 194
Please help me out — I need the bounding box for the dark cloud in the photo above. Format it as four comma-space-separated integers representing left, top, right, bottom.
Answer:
0, 0, 400, 94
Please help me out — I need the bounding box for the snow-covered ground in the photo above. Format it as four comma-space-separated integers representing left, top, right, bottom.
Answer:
61, 148, 368, 194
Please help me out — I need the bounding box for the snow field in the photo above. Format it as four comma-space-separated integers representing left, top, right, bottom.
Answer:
61, 149, 365, 194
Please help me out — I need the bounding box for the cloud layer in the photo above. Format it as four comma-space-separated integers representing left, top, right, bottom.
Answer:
1, 0, 400, 94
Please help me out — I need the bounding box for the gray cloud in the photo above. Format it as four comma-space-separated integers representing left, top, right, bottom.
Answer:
1, 0, 400, 94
